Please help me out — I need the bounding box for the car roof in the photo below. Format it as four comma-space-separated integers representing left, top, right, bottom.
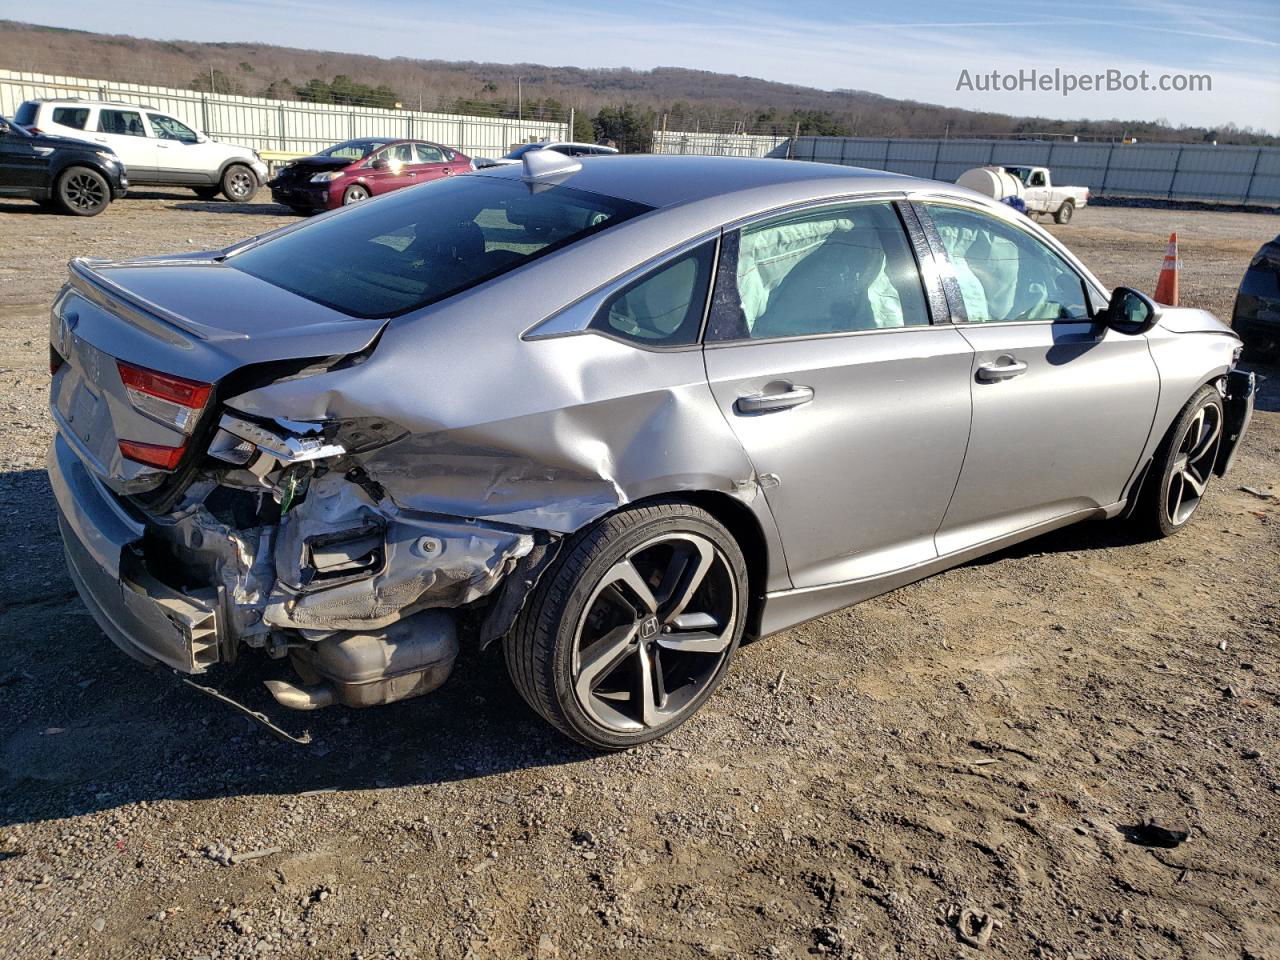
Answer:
474, 154, 919, 211
26, 98, 160, 110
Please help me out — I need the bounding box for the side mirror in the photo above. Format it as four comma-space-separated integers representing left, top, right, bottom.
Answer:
0, 119, 11, 136
370, 157, 390, 170
1102, 286, 1161, 335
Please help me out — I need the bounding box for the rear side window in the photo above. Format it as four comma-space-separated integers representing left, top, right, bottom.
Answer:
14, 102, 38, 126
52, 107, 90, 129
230, 175, 651, 318
706, 201, 930, 341
415, 143, 445, 163
99, 110, 146, 137
590, 241, 716, 346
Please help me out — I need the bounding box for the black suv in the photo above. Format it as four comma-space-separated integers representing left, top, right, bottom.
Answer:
0, 115, 128, 216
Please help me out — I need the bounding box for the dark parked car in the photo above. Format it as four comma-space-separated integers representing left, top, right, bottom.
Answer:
0, 115, 127, 216
269, 138, 473, 213
1233, 235, 1280, 358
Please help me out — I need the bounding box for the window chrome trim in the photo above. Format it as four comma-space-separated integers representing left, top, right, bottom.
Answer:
522, 230, 721, 349
703, 322, 960, 350
720, 191, 910, 233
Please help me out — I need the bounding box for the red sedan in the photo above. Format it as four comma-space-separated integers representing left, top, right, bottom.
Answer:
269, 138, 473, 213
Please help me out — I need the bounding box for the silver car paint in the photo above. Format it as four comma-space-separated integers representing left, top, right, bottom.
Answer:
46, 155, 1246, 699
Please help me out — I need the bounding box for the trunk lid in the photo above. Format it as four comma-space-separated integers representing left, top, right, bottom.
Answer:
50, 257, 385, 492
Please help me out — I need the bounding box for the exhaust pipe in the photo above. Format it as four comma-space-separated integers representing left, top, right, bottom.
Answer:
264, 679, 336, 710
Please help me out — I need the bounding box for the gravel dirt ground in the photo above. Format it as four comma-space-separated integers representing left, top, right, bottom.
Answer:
0, 191, 1277, 960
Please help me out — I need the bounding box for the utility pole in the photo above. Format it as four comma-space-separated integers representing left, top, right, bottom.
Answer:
209, 64, 216, 95
517, 76, 524, 123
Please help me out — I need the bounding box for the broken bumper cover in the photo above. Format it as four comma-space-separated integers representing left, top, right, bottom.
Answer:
49, 423, 545, 709
1215, 368, 1255, 477
49, 432, 220, 673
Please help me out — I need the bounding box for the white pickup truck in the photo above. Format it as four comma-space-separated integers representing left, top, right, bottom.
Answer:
1002, 166, 1089, 223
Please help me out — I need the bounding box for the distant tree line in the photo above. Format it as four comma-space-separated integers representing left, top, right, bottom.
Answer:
2, 20, 1273, 147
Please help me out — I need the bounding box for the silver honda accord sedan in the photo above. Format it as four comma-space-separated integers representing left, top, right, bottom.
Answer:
48, 152, 1254, 749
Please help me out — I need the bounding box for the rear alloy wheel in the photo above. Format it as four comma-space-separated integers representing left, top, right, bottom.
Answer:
1055, 200, 1075, 224
220, 164, 257, 202
56, 166, 111, 217
1136, 385, 1224, 538
506, 502, 748, 749
342, 184, 370, 205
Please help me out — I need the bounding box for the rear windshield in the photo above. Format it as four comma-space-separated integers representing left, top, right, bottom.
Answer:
14, 101, 38, 126
229, 175, 652, 318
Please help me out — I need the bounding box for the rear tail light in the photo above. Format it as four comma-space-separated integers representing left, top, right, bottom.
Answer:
28, 126, 42, 135
116, 361, 212, 470
118, 439, 187, 470
117, 361, 211, 434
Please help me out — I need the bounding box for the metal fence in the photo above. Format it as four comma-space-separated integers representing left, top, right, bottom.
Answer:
773, 136, 1280, 206
0, 70, 569, 161
651, 129, 788, 158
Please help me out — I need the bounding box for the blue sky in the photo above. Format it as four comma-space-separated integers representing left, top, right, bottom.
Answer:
3, 0, 1278, 130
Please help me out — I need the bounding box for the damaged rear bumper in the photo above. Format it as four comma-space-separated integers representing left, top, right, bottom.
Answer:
51, 431, 219, 673
48, 419, 543, 710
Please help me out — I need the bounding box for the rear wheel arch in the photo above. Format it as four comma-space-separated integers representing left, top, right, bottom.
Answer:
660, 491, 769, 642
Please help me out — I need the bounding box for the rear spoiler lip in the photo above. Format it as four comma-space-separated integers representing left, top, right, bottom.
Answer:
69, 257, 250, 343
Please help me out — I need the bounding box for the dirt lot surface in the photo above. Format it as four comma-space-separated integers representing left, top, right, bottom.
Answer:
0, 191, 1277, 960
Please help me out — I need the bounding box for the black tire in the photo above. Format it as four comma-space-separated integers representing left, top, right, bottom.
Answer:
55, 166, 111, 217
220, 164, 257, 202
1054, 200, 1075, 224
505, 501, 749, 750
193, 186, 221, 200
1133, 384, 1224, 538
342, 184, 370, 205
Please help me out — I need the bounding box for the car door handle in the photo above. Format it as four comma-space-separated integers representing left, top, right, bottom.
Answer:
735, 384, 814, 414
976, 357, 1028, 382
92, 137, 108, 143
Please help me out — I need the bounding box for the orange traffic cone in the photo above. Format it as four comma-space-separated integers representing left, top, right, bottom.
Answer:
1154, 232, 1180, 306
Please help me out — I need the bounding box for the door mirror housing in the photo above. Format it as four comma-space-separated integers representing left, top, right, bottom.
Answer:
0, 118, 11, 136
370, 156, 390, 170
1102, 286, 1160, 335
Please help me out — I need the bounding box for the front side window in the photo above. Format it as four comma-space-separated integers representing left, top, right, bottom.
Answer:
380, 143, 415, 166
52, 107, 90, 129
149, 114, 197, 143
230, 175, 651, 318
924, 203, 1090, 323
706, 201, 930, 341
98, 109, 146, 137
590, 242, 716, 346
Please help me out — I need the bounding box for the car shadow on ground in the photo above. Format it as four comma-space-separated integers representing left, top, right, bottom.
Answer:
6, 362, 1278, 827
0, 200, 59, 216
170, 200, 300, 218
